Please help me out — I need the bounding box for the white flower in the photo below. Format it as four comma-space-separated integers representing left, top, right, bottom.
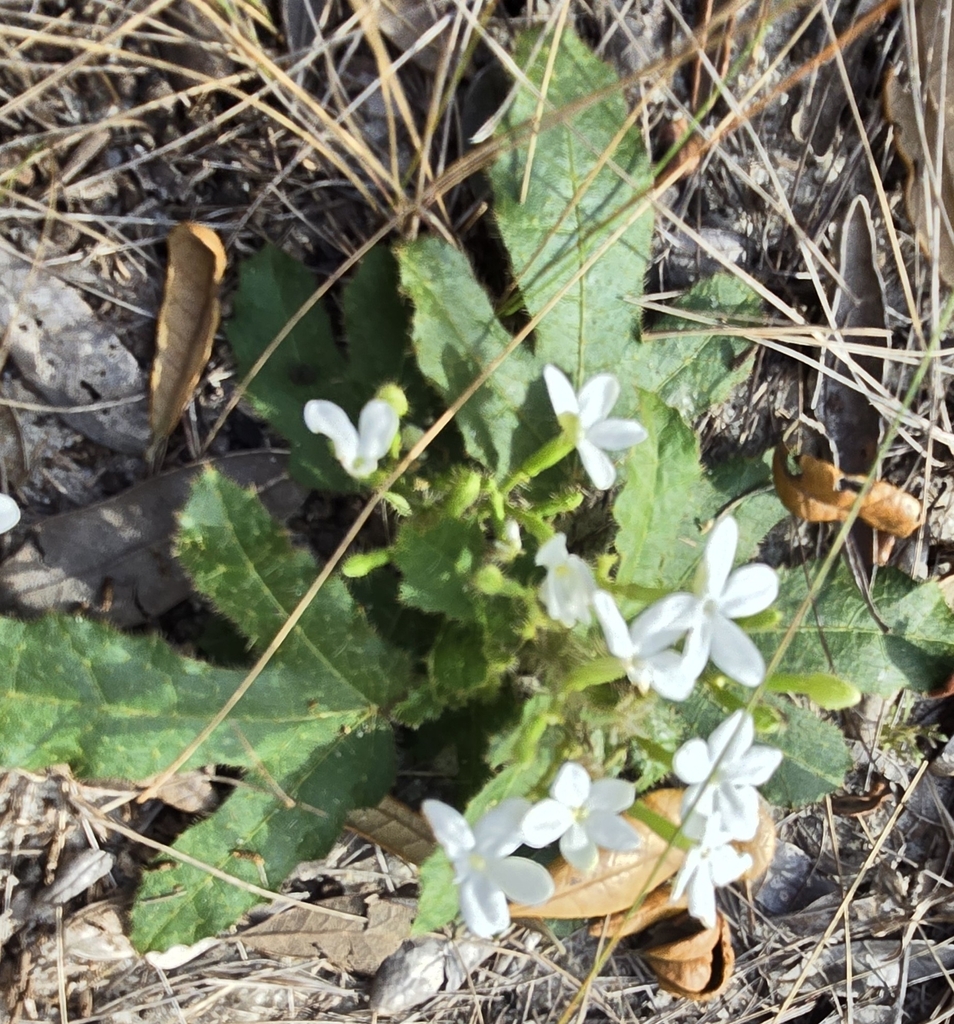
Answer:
649, 517, 778, 687
494, 518, 522, 561
521, 762, 639, 872
303, 398, 399, 479
543, 365, 647, 490
536, 533, 597, 627
593, 591, 699, 701
422, 798, 554, 938
673, 710, 782, 841
0, 494, 19, 533
671, 811, 752, 929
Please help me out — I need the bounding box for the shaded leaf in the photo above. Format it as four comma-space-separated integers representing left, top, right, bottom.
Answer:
398, 237, 547, 480
346, 795, 436, 866
149, 223, 226, 458
0, 452, 302, 628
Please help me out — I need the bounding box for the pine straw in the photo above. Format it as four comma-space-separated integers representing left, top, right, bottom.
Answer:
2, 0, 954, 1020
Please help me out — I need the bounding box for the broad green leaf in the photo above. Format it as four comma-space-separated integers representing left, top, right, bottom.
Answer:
613, 391, 706, 589
632, 273, 760, 422
227, 244, 355, 491
398, 236, 549, 480
754, 565, 954, 697
490, 29, 653, 414
133, 721, 393, 950
392, 514, 486, 621
178, 469, 410, 709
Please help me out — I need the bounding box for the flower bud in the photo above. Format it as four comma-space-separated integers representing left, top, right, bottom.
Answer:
375, 383, 409, 418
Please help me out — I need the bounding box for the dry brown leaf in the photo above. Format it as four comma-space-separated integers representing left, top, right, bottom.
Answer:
148, 223, 226, 460
643, 912, 735, 1001
588, 881, 688, 940
0, 451, 302, 627
510, 789, 685, 920
242, 894, 414, 974
772, 446, 921, 538
885, 3, 954, 285
346, 796, 436, 866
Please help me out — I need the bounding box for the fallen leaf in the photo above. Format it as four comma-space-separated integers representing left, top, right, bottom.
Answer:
0, 451, 303, 627
772, 446, 920, 538
242, 894, 415, 974
346, 795, 436, 866
829, 776, 892, 817
510, 789, 685, 920
0, 247, 149, 453
642, 911, 735, 1001
149, 223, 226, 460
885, 5, 954, 284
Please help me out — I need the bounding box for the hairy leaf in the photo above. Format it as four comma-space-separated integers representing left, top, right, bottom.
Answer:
754, 564, 954, 697
398, 237, 548, 480
489, 29, 654, 414
632, 274, 759, 422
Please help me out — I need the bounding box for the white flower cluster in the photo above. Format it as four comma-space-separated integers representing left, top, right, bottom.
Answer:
670, 710, 782, 928
423, 761, 640, 937
537, 515, 778, 698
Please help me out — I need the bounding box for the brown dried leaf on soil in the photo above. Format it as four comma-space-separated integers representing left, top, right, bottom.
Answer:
242, 894, 414, 974
0, 451, 303, 627
0, 247, 149, 454
346, 795, 437, 866
148, 223, 226, 462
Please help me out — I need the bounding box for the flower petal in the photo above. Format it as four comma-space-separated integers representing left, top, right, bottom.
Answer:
593, 591, 635, 660
473, 799, 531, 857
0, 494, 19, 533
543, 364, 579, 417
738, 745, 783, 785
586, 418, 647, 451
487, 856, 555, 906
459, 874, 509, 938
303, 400, 359, 466
639, 593, 699, 635
550, 762, 591, 808
535, 533, 569, 569
707, 710, 753, 766
356, 399, 399, 462
720, 564, 779, 618
577, 439, 616, 490
686, 863, 717, 929
709, 615, 766, 687
586, 778, 635, 814
521, 798, 574, 848
628, 602, 690, 655
422, 799, 474, 859
672, 738, 711, 785
718, 784, 760, 841
585, 810, 640, 851
646, 651, 698, 701
577, 373, 620, 428
708, 844, 752, 887
559, 823, 598, 872
681, 613, 713, 678
699, 517, 738, 599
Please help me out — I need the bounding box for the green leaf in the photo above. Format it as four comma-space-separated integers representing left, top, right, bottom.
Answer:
178, 468, 410, 709
754, 565, 954, 697
632, 273, 760, 422
391, 515, 487, 621
133, 720, 394, 950
226, 244, 355, 491
766, 672, 862, 710
489, 29, 654, 414
398, 236, 548, 480
613, 391, 706, 590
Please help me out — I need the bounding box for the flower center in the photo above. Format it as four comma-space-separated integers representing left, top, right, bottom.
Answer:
557, 412, 582, 445
468, 852, 487, 873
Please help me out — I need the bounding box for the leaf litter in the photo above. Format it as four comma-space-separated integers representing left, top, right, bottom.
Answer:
3, 0, 954, 1021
